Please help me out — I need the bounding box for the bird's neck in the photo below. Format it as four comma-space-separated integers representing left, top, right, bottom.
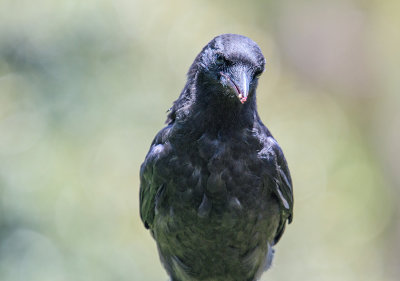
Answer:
190, 83, 257, 135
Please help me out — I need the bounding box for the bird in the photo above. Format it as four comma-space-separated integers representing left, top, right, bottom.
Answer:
139, 34, 293, 281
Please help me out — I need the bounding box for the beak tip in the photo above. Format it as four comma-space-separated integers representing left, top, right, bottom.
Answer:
238, 93, 247, 104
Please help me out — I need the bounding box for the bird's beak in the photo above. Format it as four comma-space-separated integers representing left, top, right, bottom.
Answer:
220, 70, 250, 104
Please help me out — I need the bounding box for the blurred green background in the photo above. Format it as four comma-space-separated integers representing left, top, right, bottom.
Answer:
0, 0, 399, 280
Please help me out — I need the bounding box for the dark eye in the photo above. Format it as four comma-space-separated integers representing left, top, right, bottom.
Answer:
253, 69, 263, 79
215, 54, 225, 66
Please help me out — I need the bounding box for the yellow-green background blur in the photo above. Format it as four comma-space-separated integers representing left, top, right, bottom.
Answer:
0, 0, 399, 280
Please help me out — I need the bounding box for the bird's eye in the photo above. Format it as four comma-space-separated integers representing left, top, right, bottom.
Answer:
215, 54, 225, 66
253, 69, 263, 79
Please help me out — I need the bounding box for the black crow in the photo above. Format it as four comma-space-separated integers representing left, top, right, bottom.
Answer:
140, 34, 293, 281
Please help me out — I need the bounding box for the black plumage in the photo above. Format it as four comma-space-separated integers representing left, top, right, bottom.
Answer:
139, 34, 293, 281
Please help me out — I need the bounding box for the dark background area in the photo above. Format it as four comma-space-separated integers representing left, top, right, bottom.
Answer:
0, 0, 399, 280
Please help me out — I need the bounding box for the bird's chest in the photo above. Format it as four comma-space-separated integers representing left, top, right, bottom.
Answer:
200, 133, 265, 193
152, 132, 280, 279
165, 133, 269, 223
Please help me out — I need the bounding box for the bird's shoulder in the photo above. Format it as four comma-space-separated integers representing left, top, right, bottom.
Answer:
255, 120, 293, 243
139, 125, 175, 229
140, 121, 205, 229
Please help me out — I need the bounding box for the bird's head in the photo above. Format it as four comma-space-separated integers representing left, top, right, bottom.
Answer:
192, 34, 266, 104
